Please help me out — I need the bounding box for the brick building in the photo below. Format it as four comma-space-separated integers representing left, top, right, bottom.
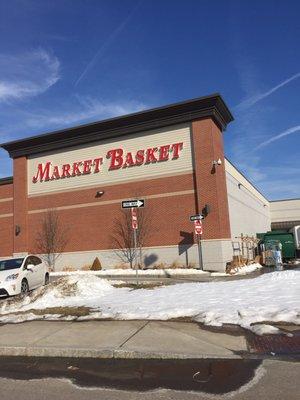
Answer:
0, 94, 274, 272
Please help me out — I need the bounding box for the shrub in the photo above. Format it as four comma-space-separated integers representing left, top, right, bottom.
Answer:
113, 263, 130, 269
63, 266, 76, 272
91, 257, 102, 271
169, 261, 183, 269
152, 262, 167, 269
81, 264, 92, 271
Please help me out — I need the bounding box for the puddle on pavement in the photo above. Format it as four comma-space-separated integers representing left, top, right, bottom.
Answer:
0, 356, 262, 394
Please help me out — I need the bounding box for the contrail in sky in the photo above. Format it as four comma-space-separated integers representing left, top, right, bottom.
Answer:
74, 1, 143, 87
255, 125, 300, 150
236, 72, 300, 110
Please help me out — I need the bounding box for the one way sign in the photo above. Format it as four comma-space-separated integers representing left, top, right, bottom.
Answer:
122, 199, 145, 209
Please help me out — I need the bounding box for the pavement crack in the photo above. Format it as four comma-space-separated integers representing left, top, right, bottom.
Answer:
118, 321, 149, 348
30, 322, 73, 345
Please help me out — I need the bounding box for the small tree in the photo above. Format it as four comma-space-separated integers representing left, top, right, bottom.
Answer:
110, 207, 151, 269
36, 209, 69, 271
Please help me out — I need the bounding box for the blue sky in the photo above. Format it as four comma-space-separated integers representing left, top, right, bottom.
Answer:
0, 0, 299, 200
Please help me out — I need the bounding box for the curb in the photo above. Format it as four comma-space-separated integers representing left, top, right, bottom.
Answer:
0, 346, 242, 360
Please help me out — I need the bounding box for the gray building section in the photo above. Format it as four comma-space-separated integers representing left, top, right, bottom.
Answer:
270, 198, 300, 230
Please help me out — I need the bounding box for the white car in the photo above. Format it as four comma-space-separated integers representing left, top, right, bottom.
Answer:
0, 255, 49, 297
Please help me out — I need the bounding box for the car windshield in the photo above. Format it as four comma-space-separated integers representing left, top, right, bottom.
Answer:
0, 258, 24, 271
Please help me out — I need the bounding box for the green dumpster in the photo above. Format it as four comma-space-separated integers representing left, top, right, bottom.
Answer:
257, 230, 296, 260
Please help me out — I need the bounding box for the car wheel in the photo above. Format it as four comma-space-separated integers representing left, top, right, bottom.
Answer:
21, 279, 29, 295
44, 274, 50, 285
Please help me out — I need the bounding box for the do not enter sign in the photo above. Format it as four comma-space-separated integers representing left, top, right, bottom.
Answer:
194, 220, 203, 235
131, 208, 138, 230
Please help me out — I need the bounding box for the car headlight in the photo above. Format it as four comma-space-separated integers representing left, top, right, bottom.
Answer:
5, 273, 19, 281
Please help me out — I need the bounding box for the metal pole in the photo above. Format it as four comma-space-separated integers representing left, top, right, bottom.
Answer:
197, 234, 203, 270
133, 227, 138, 285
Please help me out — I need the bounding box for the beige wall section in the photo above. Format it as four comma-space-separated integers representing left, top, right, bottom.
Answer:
32, 241, 230, 272
270, 199, 300, 223
38, 245, 200, 271
201, 239, 232, 272
28, 124, 193, 195
225, 159, 271, 238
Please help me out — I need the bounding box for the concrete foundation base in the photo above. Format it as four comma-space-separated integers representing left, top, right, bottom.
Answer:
24, 240, 233, 273
201, 239, 232, 272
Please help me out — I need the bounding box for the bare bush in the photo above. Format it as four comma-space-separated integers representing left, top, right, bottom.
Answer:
36, 209, 69, 271
110, 207, 151, 269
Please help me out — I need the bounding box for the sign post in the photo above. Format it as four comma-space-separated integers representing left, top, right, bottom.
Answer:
122, 199, 145, 286
131, 208, 139, 285
190, 215, 204, 270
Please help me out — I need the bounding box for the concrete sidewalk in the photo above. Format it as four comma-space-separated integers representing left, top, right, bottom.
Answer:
0, 320, 248, 359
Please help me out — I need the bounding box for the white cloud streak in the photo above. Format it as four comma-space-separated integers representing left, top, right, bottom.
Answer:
0, 49, 60, 102
255, 125, 300, 150
4, 97, 147, 132
74, 1, 143, 87
236, 72, 300, 110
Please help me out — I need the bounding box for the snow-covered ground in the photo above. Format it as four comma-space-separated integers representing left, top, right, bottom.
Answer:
0, 270, 299, 334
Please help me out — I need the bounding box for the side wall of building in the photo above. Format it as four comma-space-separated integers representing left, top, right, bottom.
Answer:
225, 159, 271, 238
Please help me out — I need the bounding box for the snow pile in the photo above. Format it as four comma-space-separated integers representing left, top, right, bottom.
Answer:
0, 271, 299, 334
210, 263, 263, 277
234, 263, 263, 275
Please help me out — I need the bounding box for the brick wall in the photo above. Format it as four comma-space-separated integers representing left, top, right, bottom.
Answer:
13, 157, 28, 255
0, 182, 14, 257
191, 118, 231, 240
27, 173, 197, 253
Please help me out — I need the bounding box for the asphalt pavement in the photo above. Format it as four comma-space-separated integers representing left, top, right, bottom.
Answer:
0, 358, 299, 399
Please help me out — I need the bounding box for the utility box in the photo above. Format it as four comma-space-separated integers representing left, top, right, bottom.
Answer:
257, 231, 296, 260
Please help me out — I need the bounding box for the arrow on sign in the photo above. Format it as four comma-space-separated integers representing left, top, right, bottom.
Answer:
190, 214, 204, 222
122, 199, 145, 209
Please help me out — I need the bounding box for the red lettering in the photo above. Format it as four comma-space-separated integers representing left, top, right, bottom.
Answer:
107, 148, 123, 170
171, 142, 183, 159
93, 157, 103, 173
32, 162, 51, 183
123, 152, 135, 168
51, 165, 61, 180
159, 144, 170, 161
135, 149, 145, 165
145, 147, 158, 164
72, 161, 82, 176
61, 164, 71, 178
82, 159, 93, 175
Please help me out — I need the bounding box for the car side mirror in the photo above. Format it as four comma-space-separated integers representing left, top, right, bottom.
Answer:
25, 264, 34, 271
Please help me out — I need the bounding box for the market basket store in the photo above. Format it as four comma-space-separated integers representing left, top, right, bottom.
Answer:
0, 94, 272, 272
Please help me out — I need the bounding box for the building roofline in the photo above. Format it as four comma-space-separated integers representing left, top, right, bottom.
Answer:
225, 158, 269, 202
0, 176, 13, 186
270, 198, 300, 202
0, 93, 233, 158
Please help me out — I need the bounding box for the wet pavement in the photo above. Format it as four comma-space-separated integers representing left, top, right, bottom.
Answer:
0, 356, 262, 394
0, 358, 299, 400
